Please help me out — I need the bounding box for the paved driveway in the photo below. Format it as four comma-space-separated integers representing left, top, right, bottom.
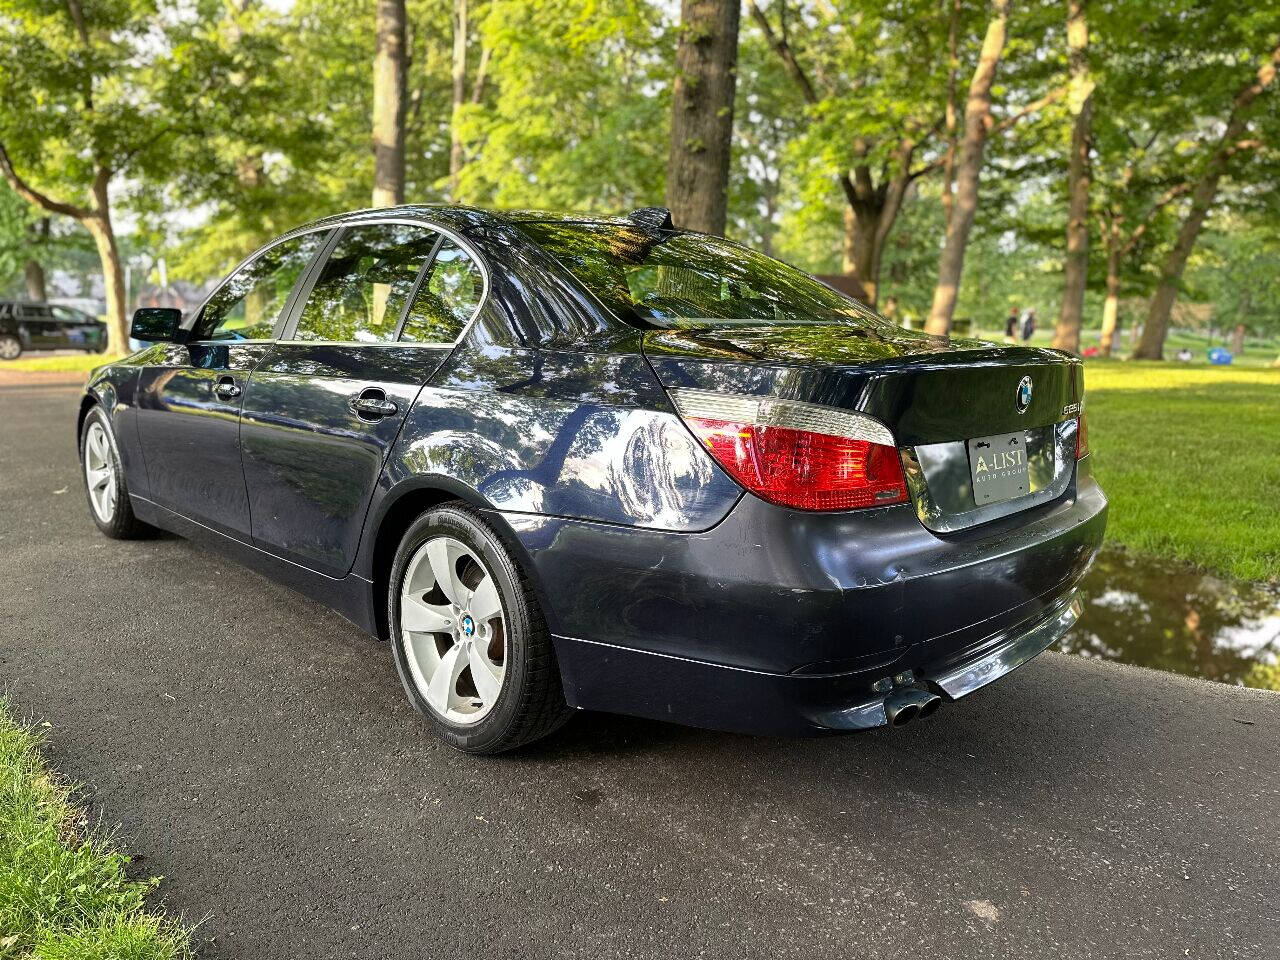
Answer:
1, 380, 1277, 959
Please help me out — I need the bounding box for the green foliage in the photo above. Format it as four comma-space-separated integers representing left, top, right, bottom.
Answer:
455, 0, 670, 212
0, 0, 228, 206
0, 182, 32, 286
0, 699, 191, 959
2, 0, 1279, 346
1188, 213, 1280, 336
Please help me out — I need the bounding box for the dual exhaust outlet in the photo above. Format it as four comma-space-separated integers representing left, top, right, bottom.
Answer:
883, 688, 943, 727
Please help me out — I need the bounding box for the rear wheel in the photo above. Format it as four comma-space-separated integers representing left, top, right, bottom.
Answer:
388, 502, 571, 754
0, 335, 21, 360
81, 406, 149, 539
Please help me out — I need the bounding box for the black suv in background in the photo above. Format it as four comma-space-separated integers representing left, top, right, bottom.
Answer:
0, 301, 107, 359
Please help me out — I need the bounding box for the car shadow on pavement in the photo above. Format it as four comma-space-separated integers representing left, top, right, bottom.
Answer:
511, 653, 1273, 828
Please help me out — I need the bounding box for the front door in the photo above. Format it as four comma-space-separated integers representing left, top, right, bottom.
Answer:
134, 230, 330, 538
240, 220, 484, 577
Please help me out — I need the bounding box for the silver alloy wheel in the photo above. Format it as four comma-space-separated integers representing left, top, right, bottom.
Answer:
84, 421, 118, 523
400, 535, 507, 724
0, 337, 19, 360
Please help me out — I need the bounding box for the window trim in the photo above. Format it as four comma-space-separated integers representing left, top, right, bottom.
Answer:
275, 216, 490, 349
392, 233, 445, 342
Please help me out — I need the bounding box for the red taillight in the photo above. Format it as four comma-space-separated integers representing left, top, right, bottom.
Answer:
671, 390, 908, 511
1075, 412, 1089, 459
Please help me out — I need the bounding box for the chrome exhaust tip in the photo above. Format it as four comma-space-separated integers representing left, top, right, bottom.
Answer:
884, 689, 943, 727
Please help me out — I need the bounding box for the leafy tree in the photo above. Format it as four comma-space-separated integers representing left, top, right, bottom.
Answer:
0, 0, 237, 350
1133, 41, 1280, 358
746, 0, 957, 305
1190, 215, 1280, 345
454, 0, 669, 212
728, 29, 808, 255
924, 0, 1011, 334
139, 0, 453, 283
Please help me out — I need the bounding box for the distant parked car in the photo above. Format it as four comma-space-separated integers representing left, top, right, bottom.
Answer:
76, 204, 1106, 754
0, 301, 107, 359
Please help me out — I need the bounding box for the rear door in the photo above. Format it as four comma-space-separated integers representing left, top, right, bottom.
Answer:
134, 229, 330, 539
239, 219, 485, 577
20, 305, 61, 349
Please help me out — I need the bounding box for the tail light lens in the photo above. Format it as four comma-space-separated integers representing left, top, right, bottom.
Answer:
669, 389, 908, 511
1075, 412, 1089, 459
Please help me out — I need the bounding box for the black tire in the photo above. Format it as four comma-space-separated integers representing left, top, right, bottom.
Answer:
388, 502, 572, 754
80, 405, 151, 539
0, 334, 21, 361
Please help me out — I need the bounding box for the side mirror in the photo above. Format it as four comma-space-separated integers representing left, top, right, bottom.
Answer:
130, 307, 183, 343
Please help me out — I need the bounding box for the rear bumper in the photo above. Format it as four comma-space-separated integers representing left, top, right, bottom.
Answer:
550, 590, 1082, 735
502, 460, 1106, 736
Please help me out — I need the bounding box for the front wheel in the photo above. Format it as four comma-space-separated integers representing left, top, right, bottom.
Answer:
0, 335, 21, 360
81, 406, 150, 539
388, 503, 571, 754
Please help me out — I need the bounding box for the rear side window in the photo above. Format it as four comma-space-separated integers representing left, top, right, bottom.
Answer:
399, 240, 483, 344
292, 223, 437, 343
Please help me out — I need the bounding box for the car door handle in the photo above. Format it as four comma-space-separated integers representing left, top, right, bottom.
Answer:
214, 377, 242, 400
349, 390, 398, 419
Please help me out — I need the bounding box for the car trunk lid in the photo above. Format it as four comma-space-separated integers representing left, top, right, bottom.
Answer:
643, 324, 1084, 531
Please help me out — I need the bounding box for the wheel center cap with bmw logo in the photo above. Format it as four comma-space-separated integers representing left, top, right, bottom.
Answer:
1016, 376, 1033, 413
461, 615, 475, 637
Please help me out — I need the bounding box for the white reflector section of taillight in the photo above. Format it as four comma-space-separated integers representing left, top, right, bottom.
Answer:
669, 389, 907, 512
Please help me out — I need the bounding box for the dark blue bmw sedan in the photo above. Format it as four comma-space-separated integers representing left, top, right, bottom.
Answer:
78, 205, 1106, 753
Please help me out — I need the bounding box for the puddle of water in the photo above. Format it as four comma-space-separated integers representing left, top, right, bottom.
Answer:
1063, 546, 1280, 691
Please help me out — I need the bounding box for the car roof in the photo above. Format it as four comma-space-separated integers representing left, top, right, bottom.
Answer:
287, 204, 644, 237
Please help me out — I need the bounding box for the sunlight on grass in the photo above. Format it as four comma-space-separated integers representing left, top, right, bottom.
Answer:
1084, 360, 1280, 582
0, 699, 192, 960
0, 353, 124, 373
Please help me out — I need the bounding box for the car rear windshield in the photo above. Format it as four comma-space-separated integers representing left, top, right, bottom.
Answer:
517, 221, 883, 330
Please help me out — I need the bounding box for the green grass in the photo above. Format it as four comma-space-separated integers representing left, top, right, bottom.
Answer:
969, 326, 1280, 368
0, 699, 192, 960
0, 353, 123, 373
1084, 360, 1280, 582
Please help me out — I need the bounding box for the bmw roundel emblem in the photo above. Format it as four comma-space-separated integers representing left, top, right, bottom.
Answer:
1016, 376, 1033, 413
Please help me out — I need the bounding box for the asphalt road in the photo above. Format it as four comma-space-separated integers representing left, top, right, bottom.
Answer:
2, 380, 1278, 960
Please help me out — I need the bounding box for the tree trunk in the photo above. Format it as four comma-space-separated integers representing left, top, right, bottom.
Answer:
1098, 242, 1121, 356
24, 260, 47, 301
450, 0, 468, 198
1230, 323, 1246, 356
666, 0, 741, 236
24, 216, 49, 301
941, 0, 960, 227
1134, 43, 1280, 359
1052, 0, 1091, 354
83, 177, 127, 353
925, 0, 1009, 336
372, 0, 407, 208
842, 203, 884, 305
1132, 172, 1219, 359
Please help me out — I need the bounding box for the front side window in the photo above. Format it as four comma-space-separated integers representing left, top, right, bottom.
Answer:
196, 231, 327, 341
292, 223, 438, 343
517, 221, 885, 331
399, 240, 483, 344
